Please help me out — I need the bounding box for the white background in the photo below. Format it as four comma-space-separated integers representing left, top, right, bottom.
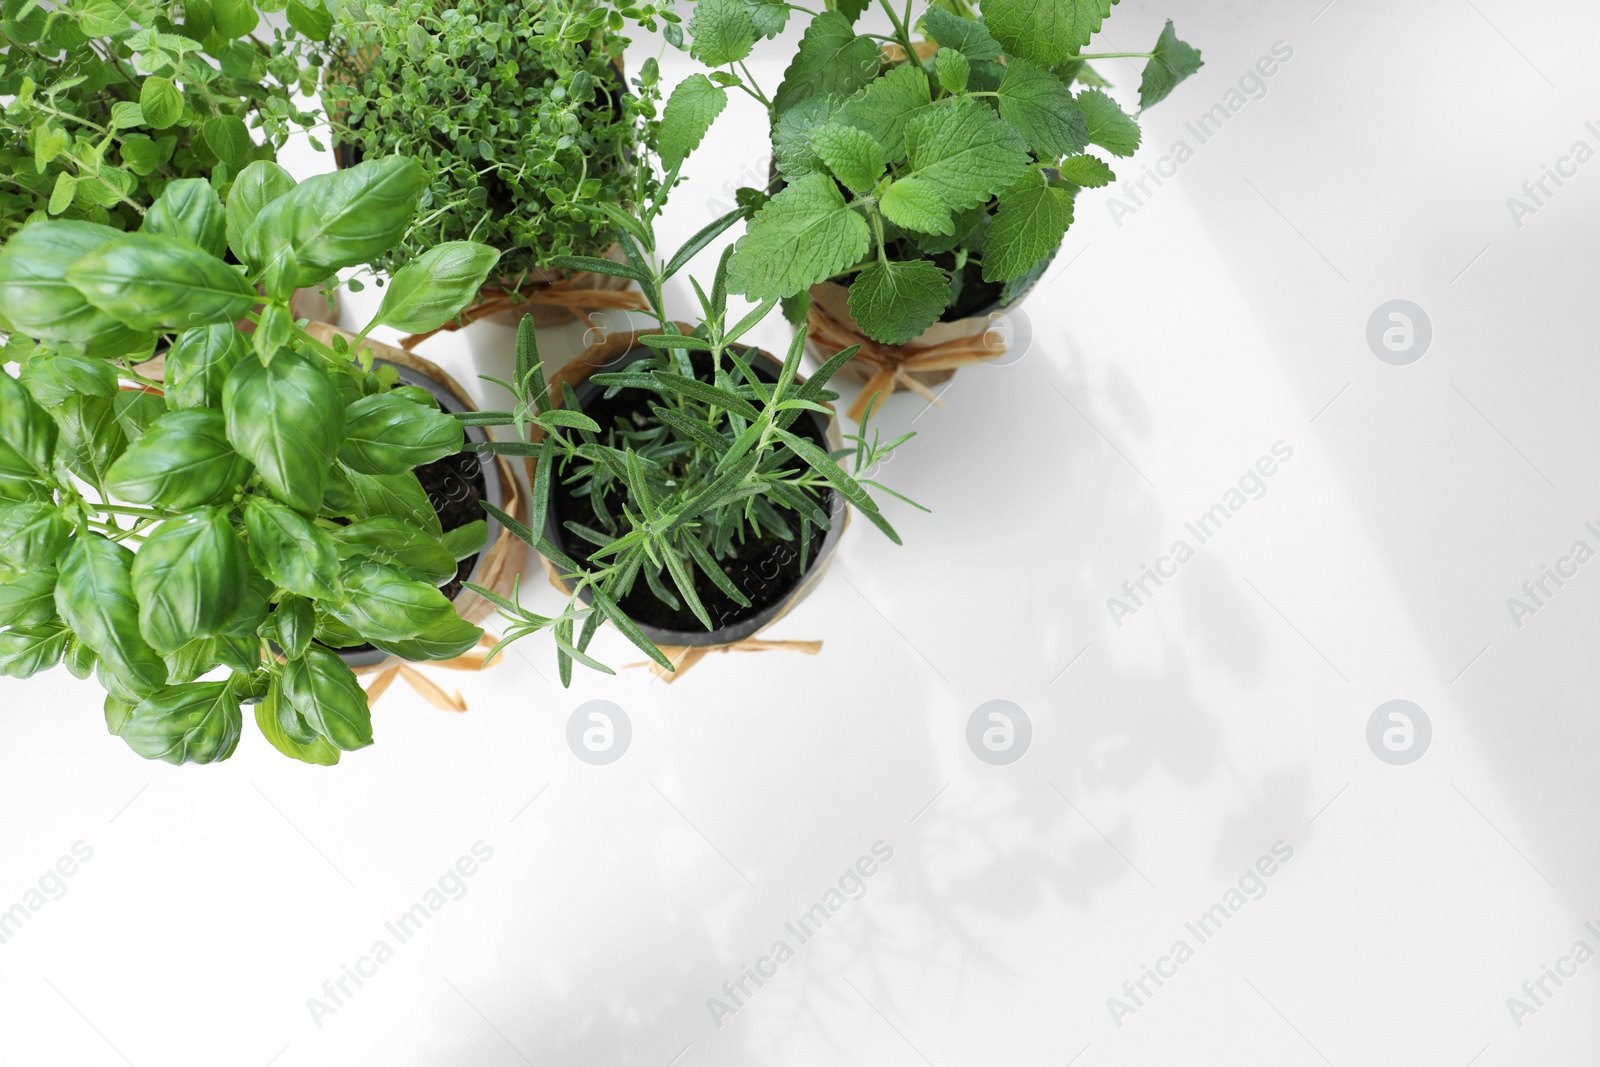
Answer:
3, 0, 1599, 1063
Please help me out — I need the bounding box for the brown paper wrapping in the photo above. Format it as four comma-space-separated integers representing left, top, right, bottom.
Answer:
525, 324, 848, 682
300, 323, 529, 705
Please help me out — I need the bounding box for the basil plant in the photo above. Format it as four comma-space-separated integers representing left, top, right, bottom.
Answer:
0, 155, 502, 766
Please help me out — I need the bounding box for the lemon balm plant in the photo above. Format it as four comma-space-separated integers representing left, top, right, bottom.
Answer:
0, 156, 504, 765
0, 0, 329, 239
662, 0, 1202, 345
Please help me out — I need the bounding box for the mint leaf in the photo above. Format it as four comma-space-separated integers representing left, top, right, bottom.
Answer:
980, 0, 1113, 65
1078, 89, 1141, 156
773, 12, 880, 114
690, 0, 757, 66
935, 48, 970, 94
1138, 20, 1203, 110
773, 95, 841, 177
898, 100, 1031, 230
836, 62, 934, 162
879, 178, 952, 236
1056, 153, 1114, 187
745, 0, 790, 37
659, 74, 728, 170
997, 59, 1088, 160
727, 173, 870, 300
918, 7, 1002, 61
982, 177, 1073, 283
848, 260, 951, 345
811, 123, 885, 195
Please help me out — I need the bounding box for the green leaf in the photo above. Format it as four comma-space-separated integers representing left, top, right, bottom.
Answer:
245, 156, 426, 277
52, 395, 126, 490
773, 95, 841, 178
48, 173, 76, 215
226, 160, 295, 266
771, 426, 900, 542
690, 0, 756, 66
325, 465, 441, 534
328, 561, 452, 642
441, 519, 488, 561
243, 496, 339, 599
727, 173, 870, 301
659, 74, 728, 171
0, 572, 58, 628
366, 610, 483, 661
1139, 19, 1202, 110
164, 323, 249, 409
0, 221, 146, 346
339, 392, 463, 475
0, 623, 69, 679
0, 501, 69, 569
879, 177, 953, 235
63, 634, 96, 680
109, 101, 145, 130
114, 390, 166, 443
211, 0, 258, 37
0, 371, 57, 483
143, 178, 227, 257
745, 0, 789, 37
131, 509, 250, 653
285, 0, 331, 40
55, 535, 167, 698
919, 8, 1002, 61
936, 48, 970, 94
273, 595, 314, 660
121, 681, 242, 764
256, 683, 341, 764
997, 59, 1088, 160
374, 241, 501, 333
201, 114, 251, 171
893, 101, 1031, 231
139, 76, 184, 130
224, 348, 343, 514
811, 123, 885, 195
66, 232, 256, 331
983, 176, 1074, 283
104, 408, 250, 509
1056, 154, 1114, 187
773, 12, 879, 114
330, 517, 457, 586
980, 0, 1114, 65
282, 645, 371, 750
21, 352, 116, 408
847, 260, 950, 345
835, 62, 933, 162
1078, 88, 1141, 156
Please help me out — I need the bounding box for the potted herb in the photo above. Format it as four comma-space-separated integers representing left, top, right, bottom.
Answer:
0, 155, 509, 765
0, 0, 327, 238
664, 0, 1201, 397
319, 0, 672, 338
466, 192, 920, 681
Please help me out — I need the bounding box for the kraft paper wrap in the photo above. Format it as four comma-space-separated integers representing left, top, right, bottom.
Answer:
526, 324, 848, 682
301, 323, 529, 709
806, 280, 1012, 421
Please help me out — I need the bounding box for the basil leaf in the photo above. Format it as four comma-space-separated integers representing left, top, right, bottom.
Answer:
113, 391, 167, 443
105, 408, 251, 509
367, 610, 483, 662
55, 534, 168, 698
0, 571, 58, 627
0, 501, 71, 569
242, 496, 339, 599
0, 623, 69, 679
120, 680, 243, 764
330, 517, 457, 585
257, 682, 341, 764
245, 156, 426, 277
273, 594, 314, 659
227, 161, 296, 267
338, 392, 464, 476
440, 519, 488, 561
0, 359, 58, 483
324, 464, 442, 534
63, 634, 97, 679
218, 571, 273, 638
163, 637, 226, 685
131, 508, 251, 653
223, 348, 344, 514
52, 395, 126, 490
164, 323, 250, 410
65, 232, 257, 331
142, 178, 227, 258
373, 241, 501, 333
19, 351, 118, 407
281, 645, 373, 751
327, 560, 453, 641
0, 221, 144, 345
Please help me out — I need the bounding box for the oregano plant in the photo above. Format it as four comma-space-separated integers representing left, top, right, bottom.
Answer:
0, 156, 503, 765
661, 0, 1202, 343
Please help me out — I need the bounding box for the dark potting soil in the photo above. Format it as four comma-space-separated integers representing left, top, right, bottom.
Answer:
549, 353, 836, 636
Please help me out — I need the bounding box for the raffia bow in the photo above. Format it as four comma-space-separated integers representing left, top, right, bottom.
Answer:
806, 298, 1006, 421
400, 283, 648, 350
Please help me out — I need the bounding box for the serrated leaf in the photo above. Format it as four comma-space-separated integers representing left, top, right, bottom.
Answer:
895, 101, 1030, 232
1056, 154, 1114, 187
659, 74, 727, 171
936, 48, 970, 94
980, 0, 1114, 65
835, 62, 933, 162
997, 59, 1088, 160
810, 123, 885, 194
919, 7, 1002, 61
772, 95, 840, 178
982, 177, 1074, 283
847, 260, 950, 345
772, 12, 879, 114
726, 172, 870, 300
879, 177, 952, 236
689, 0, 756, 66
1078, 88, 1141, 156
1139, 20, 1203, 110
745, 0, 789, 37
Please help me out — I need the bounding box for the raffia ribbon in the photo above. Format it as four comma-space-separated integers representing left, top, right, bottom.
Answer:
806, 296, 1006, 422
355, 634, 504, 712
